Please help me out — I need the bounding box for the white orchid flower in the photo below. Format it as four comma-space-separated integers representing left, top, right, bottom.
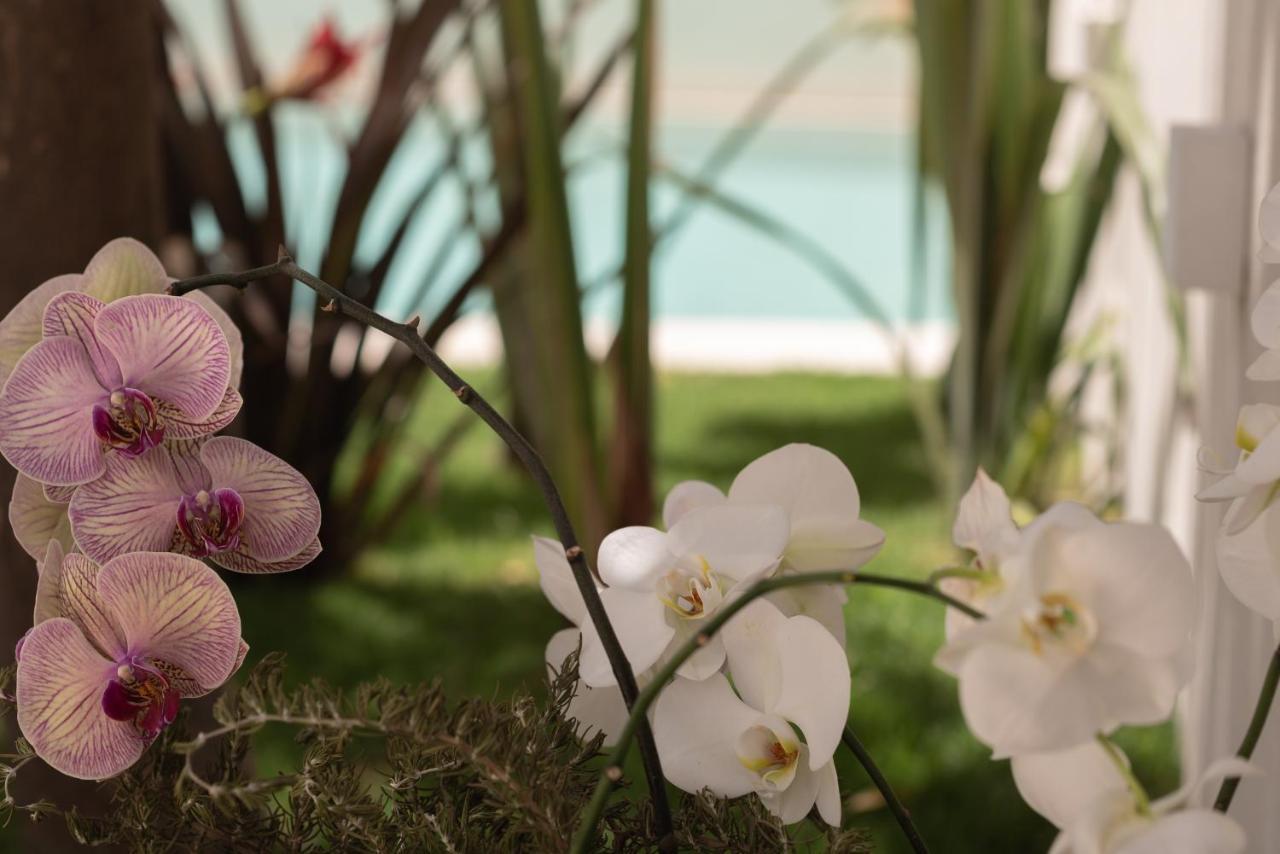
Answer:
937, 514, 1197, 757
653, 599, 848, 826
662, 443, 885, 646
1198, 404, 1280, 533
581, 503, 789, 687
1198, 405, 1280, 626
533, 536, 630, 745
1012, 741, 1252, 854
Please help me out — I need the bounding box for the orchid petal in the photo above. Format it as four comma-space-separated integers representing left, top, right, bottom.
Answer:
1247, 349, 1280, 381
16, 617, 142, 780
782, 517, 885, 574
198, 437, 320, 562
772, 615, 850, 769
1197, 472, 1254, 503
34, 540, 66, 624
662, 480, 726, 528
1011, 742, 1127, 830
1214, 507, 1280, 621
70, 446, 190, 563
94, 295, 230, 422
80, 238, 168, 302
958, 644, 1099, 756
0, 336, 107, 485
1221, 484, 1276, 535
44, 483, 77, 503
578, 588, 673, 688
96, 552, 241, 692
959, 642, 1180, 757
9, 473, 74, 560
814, 760, 841, 826
546, 629, 629, 746
953, 468, 1020, 566
722, 598, 788, 711
534, 535, 586, 625
187, 292, 243, 389
766, 583, 848, 648
598, 526, 673, 591
1049, 523, 1195, 657
728, 444, 875, 571
667, 503, 789, 582
670, 620, 726, 681
0, 274, 81, 387
1254, 279, 1280, 349
1114, 810, 1246, 854
211, 537, 322, 574
759, 747, 823, 824
652, 674, 760, 798
729, 443, 861, 519
1234, 408, 1280, 485
158, 387, 242, 440
42, 292, 122, 388
59, 553, 127, 658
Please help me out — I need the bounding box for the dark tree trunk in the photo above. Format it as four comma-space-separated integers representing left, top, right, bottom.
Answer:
0, 1, 162, 848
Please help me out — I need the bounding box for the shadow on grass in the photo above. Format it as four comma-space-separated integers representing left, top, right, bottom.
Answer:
231, 575, 561, 699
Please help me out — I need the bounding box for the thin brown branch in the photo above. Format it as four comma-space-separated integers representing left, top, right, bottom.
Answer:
168, 251, 673, 841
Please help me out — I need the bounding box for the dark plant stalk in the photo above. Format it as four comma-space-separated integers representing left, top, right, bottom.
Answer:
169, 251, 675, 845
841, 726, 929, 854
569, 568, 977, 854
1214, 641, 1280, 812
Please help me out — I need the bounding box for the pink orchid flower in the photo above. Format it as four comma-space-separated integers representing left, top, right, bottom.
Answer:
0, 292, 237, 486
16, 548, 245, 780
69, 437, 321, 573
0, 237, 242, 389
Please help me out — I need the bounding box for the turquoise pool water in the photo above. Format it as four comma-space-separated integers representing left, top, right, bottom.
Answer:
203, 109, 953, 326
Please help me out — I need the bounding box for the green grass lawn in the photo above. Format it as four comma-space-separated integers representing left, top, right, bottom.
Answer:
12, 371, 1175, 852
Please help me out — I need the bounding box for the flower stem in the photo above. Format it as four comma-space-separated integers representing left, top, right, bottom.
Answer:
1095, 733, 1150, 815
569, 569, 979, 854
842, 725, 929, 853
169, 253, 675, 844
1214, 641, 1280, 812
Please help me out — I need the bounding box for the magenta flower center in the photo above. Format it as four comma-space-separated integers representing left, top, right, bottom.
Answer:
91, 388, 165, 457
101, 660, 180, 739
177, 488, 245, 557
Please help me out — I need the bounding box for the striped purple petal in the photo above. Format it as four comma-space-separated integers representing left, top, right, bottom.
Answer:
44, 483, 77, 503
16, 617, 142, 780
42, 292, 122, 389
94, 295, 230, 423
80, 238, 169, 303
212, 536, 322, 574
0, 336, 108, 485
96, 553, 241, 693
10, 473, 74, 560
200, 437, 321, 563
57, 553, 128, 659
0, 273, 81, 387
158, 386, 242, 440
186, 292, 243, 390
69, 444, 199, 563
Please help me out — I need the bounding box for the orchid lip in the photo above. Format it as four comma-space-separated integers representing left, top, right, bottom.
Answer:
91, 387, 166, 457
101, 657, 181, 740
177, 487, 245, 557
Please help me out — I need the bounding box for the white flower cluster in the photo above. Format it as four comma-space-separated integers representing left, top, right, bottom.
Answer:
937, 473, 1244, 853
533, 186, 1280, 846
537, 444, 883, 826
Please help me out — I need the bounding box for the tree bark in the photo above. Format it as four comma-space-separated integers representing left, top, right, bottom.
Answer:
0, 1, 162, 848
